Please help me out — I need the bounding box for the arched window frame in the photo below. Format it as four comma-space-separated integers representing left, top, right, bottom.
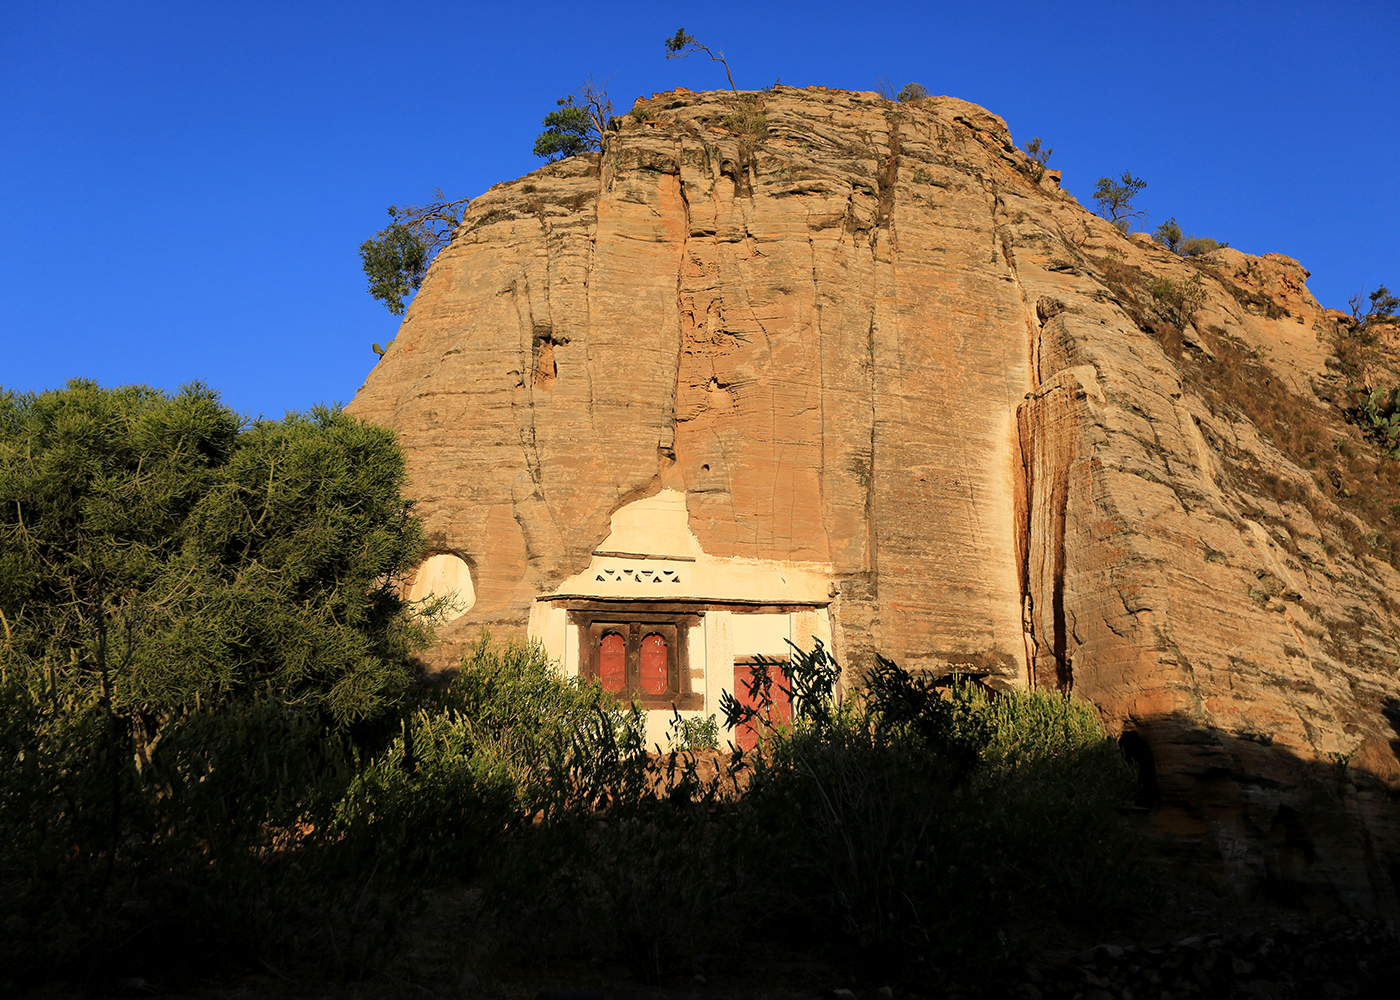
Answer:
573, 610, 701, 710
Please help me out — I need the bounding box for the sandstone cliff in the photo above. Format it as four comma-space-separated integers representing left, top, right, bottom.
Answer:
347, 86, 1400, 911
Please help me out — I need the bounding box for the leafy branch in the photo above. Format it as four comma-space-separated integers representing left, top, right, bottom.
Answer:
1022, 137, 1053, 182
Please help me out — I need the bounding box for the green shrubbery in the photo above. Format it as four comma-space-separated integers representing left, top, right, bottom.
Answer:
1152, 218, 1227, 257
716, 646, 1143, 980
1358, 386, 1400, 458
3, 623, 1146, 990
1145, 272, 1208, 327
1022, 137, 1053, 182
897, 82, 930, 103
1339, 285, 1400, 459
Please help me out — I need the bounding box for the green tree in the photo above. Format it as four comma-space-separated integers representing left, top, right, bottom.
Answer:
664, 29, 737, 92
359, 190, 468, 316
0, 381, 442, 976
1023, 136, 1053, 181
1093, 171, 1148, 232
533, 78, 616, 162
1153, 217, 1182, 252
1350, 285, 1399, 326
0, 380, 433, 746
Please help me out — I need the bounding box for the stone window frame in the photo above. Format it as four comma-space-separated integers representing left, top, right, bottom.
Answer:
569, 607, 703, 711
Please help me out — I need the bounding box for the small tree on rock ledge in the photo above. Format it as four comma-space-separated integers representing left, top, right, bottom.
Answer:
664, 29, 737, 93
533, 77, 616, 162
1094, 171, 1147, 233
359, 190, 468, 316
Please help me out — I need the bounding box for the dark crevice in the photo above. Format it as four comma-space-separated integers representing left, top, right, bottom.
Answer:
1118, 730, 1159, 807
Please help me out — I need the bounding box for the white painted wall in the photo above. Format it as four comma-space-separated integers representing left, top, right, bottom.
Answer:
529, 490, 837, 748
406, 553, 476, 620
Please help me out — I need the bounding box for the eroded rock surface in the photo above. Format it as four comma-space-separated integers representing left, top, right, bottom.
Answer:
347, 86, 1400, 911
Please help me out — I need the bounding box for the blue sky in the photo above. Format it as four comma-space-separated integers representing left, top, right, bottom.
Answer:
3, 0, 1396, 419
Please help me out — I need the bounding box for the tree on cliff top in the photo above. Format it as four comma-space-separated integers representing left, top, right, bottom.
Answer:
664, 29, 738, 92
1093, 171, 1147, 233
533, 77, 616, 162
1350, 285, 1399, 327
359, 190, 468, 315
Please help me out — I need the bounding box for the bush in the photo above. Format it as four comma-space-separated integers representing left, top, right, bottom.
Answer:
1154, 217, 1183, 252
1, 613, 1146, 989
1358, 386, 1400, 458
720, 645, 1145, 981
722, 94, 767, 145
1022, 136, 1053, 181
0, 663, 362, 984
1146, 272, 1207, 327
898, 82, 929, 102
1153, 219, 1226, 257
1180, 235, 1226, 257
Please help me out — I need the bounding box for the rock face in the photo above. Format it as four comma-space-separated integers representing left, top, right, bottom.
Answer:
347, 86, 1400, 912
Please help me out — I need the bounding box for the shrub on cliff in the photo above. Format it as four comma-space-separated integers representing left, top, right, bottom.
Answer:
1022, 136, 1053, 181
1153, 218, 1227, 257
1146, 272, 1208, 327
1358, 386, 1400, 458
1180, 234, 1227, 256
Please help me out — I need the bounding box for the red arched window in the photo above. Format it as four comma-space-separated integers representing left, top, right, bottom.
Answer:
580, 619, 697, 709
599, 632, 626, 693
640, 633, 668, 694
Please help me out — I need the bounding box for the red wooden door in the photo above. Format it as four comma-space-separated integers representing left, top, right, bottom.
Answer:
733, 660, 792, 751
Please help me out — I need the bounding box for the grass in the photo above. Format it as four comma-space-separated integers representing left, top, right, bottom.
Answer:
1089, 251, 1400, 569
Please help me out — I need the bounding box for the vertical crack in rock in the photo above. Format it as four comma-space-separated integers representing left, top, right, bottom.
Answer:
1014, 390, 1037, 687
875, 114, 900, 242
662, 157, 692, 465
865, 311, 879, 582
1049, 435, 1072, 692
999, 183, 1050, 686
1017, 353, 1084, 693
509, 277, 544, 489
